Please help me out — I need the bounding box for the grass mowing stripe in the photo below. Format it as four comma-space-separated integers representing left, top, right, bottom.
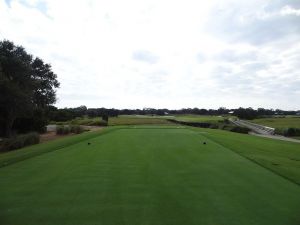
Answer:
0, 127, 118, 168
1, 127, 300, 225
193, 129, 300, 187
189, 127, 300, 186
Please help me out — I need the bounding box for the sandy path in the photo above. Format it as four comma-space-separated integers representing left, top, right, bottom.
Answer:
249, 132, 300, 143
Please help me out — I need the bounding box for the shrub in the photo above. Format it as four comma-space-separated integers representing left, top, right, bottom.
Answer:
54, 121, 67, 125
209, 123, 219, 129
0, 132, 40, 152
56, 125, 64, 135
220, 124, 234, 131
229, 126, 251, 134
220, 124, 250, 134
274, 128, 284, 135
56, 126, 70, 135
70, 125, 84, 134
283, 128, 300, 137
223, 118, 230, 124
63, 126, 70, 135
87, 120, 108, 126
102, 115, 109, 122
23, 132, 40, 146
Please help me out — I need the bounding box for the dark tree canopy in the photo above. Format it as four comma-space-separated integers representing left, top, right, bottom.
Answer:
0, 40, 60, 137
32, 57, 60, 108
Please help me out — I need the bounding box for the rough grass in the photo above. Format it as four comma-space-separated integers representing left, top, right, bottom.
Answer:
173, 115, 227, 123
251, 117, 300, 128
52, 115, 172, 126
53, 117, 107, 126
0, 126, 300, 225
51, 114, 235, 126
108, 116, 172, 125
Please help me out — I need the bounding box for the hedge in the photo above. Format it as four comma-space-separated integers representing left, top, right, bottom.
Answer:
0, 132, 40, 152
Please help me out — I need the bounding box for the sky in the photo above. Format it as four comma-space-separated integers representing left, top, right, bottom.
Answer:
0, 0, 300, 109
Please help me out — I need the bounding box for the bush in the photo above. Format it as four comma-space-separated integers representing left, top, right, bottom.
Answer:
56, 125, 64, 135
275, 128, 300, 137
229, 126, 251, 134
102, 115, 109, 122
209, 123, 219, 129
274, 128, 284, 135
282, 128, 300, 137
56, 126, 70, 135
70, 125, 84, 134
56, 125, 86, 135
0, 132, 40, 152
220, 124, 250, 134
223, 118, 230, 124
87, 120, 108, 126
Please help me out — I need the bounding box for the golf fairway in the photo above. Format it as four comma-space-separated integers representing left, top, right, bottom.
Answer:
1, 127, 300, 225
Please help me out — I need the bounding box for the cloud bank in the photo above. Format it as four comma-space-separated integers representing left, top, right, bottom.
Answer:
1, 0, 299, 109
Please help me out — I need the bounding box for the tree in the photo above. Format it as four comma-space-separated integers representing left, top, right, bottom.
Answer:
233, 107, 258, 120
31, 57, 60, 108
0, 40, 60, 137
102, 115, 109, 122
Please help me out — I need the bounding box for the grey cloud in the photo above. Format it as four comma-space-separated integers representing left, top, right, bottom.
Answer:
210, 52, 299, 98
243, 62, 268, 72
214, 50, 257, 63
132, 50, 159, 64
264, 0, 300, 12
206, 1, 300, 45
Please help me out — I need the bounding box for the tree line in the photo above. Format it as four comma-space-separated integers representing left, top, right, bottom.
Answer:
48, 106, 299, 122
0, 40, 59, 137
1, 40, 299, 138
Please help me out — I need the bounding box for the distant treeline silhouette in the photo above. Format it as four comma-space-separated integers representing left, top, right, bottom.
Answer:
48, 106, 299, 122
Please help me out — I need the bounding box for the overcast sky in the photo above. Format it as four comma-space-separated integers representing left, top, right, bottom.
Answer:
1, 0, 300, 109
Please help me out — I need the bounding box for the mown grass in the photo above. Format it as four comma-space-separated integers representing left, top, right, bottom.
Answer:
0, 128, 115, 168
193, 127, 300, 185
0, 126, 300, 225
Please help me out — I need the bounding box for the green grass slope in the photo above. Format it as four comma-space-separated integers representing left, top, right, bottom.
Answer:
174, 115, 225, 123
194, 127, 300, 185
0, 128, 115, 168
251, 117, 300, 128
0, 127, 300, 225
109, 116, 172, 125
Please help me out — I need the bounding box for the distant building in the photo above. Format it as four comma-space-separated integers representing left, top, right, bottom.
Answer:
228, 111, 234, 114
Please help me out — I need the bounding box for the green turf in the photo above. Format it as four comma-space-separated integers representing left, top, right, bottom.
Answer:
191, 127, 300, 185
1, 127, 300, 225
0, 128, 115, 168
